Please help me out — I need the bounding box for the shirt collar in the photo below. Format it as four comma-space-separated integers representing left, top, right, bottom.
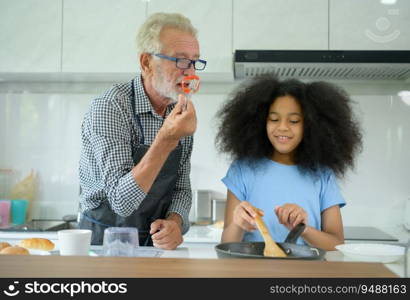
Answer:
132, 75, 176, 118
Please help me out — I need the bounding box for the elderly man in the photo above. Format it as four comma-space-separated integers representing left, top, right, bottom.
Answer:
78, 13, 206, 250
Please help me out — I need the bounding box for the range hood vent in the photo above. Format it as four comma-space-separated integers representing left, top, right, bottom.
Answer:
234, 50, 410, 80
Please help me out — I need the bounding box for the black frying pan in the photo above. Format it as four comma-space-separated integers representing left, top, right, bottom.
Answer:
215, 223, 325, 260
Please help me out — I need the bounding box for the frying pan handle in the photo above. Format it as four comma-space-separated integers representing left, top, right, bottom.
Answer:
284, 223, 306, 244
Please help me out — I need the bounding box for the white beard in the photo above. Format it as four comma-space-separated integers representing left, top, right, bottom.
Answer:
152, 65, 179, 104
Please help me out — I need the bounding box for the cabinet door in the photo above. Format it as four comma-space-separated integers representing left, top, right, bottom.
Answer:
330, 0, 410, 50
233, 0, 328, 50
147, 0, 232, 79
62, 0, 146, 73
0, 0, 62, 72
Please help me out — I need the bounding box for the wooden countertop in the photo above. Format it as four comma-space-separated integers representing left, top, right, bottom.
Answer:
0, 256, 398, 278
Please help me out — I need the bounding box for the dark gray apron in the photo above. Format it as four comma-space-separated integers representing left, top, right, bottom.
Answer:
79, 81, 183, 246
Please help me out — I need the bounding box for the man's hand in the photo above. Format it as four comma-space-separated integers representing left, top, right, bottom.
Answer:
158, 94, 197, 146
150, 218, 183, 250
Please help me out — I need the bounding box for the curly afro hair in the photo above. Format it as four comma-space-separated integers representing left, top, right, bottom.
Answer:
215, 74, 363, 177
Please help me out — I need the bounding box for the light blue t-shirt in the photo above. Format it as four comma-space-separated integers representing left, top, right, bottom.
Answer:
222, 159, 346, 245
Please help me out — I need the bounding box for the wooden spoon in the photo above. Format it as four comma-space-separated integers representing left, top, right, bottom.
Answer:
254, 212, 287, 257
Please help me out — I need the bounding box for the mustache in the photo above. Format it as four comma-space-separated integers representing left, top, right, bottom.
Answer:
175, 76, 185, 85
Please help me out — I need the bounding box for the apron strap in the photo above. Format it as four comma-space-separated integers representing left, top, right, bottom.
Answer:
131, 81, 145, 145
81, 213, 111, 228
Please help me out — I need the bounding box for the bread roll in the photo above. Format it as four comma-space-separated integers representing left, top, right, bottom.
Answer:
213, 221, 224, 229
0, 246, 29, 255
19, 238, 55, 251
0, 242, 12, 251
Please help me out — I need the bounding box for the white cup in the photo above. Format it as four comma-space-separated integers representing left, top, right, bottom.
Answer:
58, 229, 92, 256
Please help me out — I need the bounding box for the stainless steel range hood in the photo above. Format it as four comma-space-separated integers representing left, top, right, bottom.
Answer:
234, 50, 410, 80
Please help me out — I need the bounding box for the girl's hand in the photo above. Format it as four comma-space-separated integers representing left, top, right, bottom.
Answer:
274, 203, 308, 230
233, 201, 264, 232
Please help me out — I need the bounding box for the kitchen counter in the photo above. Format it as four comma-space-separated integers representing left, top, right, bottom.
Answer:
184, 224, 410, 244
0, 251, 398, 278
0, 226, 408, 278
0, 243, 406, 278
2, 224, 409, 244
0, 224, 222, 243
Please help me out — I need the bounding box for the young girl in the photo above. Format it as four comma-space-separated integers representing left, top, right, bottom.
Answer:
216, 75, 362, 251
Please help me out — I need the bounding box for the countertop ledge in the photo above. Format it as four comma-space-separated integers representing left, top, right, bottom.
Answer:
0, 255, 398, 278
0, 225, 408, 278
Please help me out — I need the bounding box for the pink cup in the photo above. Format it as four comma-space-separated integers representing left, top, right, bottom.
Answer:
0, 200, 11, 227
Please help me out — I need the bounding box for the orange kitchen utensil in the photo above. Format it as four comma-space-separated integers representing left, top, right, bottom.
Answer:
254, 212, 287, 258
181, 75, 200, 110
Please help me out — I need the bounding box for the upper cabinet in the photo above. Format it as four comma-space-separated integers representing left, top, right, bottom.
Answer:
0, 0, 62, 72
62, 0, 146, 73
233, 0, 328, 50
2, 0, 409, 78
330, 0, 410, 50
147, 0, 233, 80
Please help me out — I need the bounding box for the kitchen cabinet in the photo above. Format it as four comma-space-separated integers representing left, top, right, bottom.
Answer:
62, 0, 146, 73
330, 0, 410, 50
147, 0, 233, 81
233, 0, 328, 50
0, 0, 62, 72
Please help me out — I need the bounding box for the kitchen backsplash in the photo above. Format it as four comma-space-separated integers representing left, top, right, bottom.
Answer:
0, 80, 409, 229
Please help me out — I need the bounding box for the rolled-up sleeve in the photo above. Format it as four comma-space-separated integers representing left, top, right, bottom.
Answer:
89, 96, 147, 216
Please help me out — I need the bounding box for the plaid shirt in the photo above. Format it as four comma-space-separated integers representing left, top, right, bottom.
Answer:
79, 75, 193, 234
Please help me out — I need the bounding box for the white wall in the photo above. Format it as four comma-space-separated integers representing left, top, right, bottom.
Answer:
340, 93, 410, 227
0, 81, 410, 230
0, 91, 91, 218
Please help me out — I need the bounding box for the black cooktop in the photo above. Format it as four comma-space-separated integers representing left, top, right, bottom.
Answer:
344, 226, 398, 242
0, 219, 67, 232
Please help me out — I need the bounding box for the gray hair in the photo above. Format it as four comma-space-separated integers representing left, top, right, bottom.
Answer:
136, 12, 198, 55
